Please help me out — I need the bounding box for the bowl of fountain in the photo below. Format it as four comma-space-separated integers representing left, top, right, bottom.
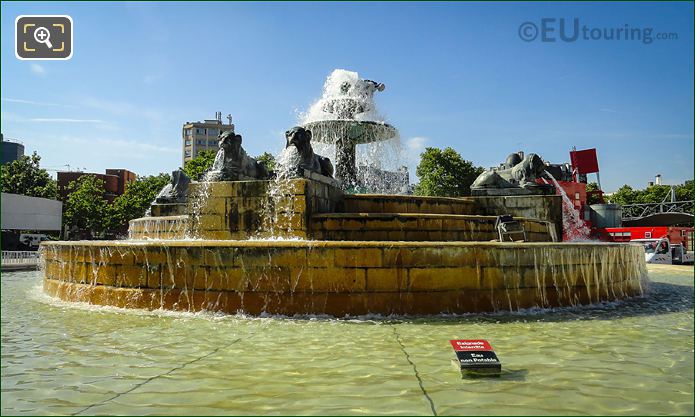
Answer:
40, 70, 648, 317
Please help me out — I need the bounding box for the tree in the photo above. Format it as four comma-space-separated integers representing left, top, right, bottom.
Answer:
676, 180, 694, 202
108, 173, 171, 233
585, 182, 602, 205
256, 152, 277, 173
608, 181, 694, 214
0, 152, 58, 199
183, 150, 217, 180
63, 175, 110, 239
414, 147, 484, 197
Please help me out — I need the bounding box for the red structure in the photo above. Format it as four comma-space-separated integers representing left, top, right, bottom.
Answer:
598, 226, 694, 251
546, 147, 693, 253
57, 169, 136, 203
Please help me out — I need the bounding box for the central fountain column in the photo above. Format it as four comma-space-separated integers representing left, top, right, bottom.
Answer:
335, 138, 357, 186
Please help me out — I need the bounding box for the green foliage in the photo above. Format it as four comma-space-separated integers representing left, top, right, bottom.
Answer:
256, 152, 277, 173
108, 173, 171, 232
414, 147, 484, 197
585, 182, 602, 205
63, 175, 110, 239
183, 150, 217, 180
608, 181, 694, 207
0, 151, 58, 199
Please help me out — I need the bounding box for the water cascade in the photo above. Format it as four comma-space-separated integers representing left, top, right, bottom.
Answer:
40, 70, 648, 316
544, 171, 592, 241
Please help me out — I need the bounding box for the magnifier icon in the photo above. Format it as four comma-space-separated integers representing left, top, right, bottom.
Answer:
34, 27, 53, 49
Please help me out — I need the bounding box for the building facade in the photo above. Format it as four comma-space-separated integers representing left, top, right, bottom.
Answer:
57, 169, 136, 203
182, 112, 234, 165
1, 134, 25, 165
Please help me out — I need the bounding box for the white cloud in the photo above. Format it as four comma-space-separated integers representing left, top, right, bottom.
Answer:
403, 137, 430, 181
28, 118, 106, 124
30, 63, 46, 76
1, 97, 66, 107
406, 136, 429, 152
58, 134, 179, 155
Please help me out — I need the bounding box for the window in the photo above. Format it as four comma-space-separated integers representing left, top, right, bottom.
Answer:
207, 128, 218, 136
196, 128, 206, 135
197, 139, 205, 145
656, 241, 669, 254
184, 128, 193, 136
184, 150, 191, 157
208, 140, 217, 146
185, 140, 191, 146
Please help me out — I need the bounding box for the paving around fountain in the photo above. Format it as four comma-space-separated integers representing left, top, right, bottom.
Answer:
41, 70, 647, 316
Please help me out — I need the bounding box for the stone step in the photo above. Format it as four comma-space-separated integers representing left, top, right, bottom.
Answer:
129, 215, 188, 240
311, 213, 554, 242
339, 194, 477, 215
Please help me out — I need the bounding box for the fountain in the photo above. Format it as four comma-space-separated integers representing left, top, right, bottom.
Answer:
39, 70, 648, 316
302, 69, 399, 189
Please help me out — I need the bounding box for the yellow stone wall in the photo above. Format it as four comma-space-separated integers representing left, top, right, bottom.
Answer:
185, 179, 343, 240
311, 214, 554, 242
41, 241, 647, 316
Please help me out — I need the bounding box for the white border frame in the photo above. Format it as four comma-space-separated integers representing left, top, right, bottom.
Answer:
15, 15, 73, 61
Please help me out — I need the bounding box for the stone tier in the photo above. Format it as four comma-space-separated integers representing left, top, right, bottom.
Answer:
311, 213, 555, 242
130, 179, 564, 242
340, 194, 477, 215
41, 241, 647, 316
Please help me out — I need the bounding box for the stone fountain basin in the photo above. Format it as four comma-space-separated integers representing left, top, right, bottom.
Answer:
41, 240, 647, 316
303, 120, 398, 144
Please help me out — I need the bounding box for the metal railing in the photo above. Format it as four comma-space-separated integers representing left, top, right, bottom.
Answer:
1, 251, 41, 265
621, 200, 694, 219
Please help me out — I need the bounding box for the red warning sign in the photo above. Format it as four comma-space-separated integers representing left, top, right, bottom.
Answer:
449, 339, 493, 351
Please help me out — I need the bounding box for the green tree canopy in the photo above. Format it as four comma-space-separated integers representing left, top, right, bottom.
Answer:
183, 150, 217, 180
585, 182, 602, 205
0, 152, 58, 199
63, 175, 110, 239
256, 152, 277, 173
608, 182, 693, 206
414, 147, 484, 197
108, 173, 171, 232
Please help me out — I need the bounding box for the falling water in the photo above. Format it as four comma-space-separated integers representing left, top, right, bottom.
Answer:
544, 171, 592, 241
300, 69, 406, 193
253, 147, 307, 240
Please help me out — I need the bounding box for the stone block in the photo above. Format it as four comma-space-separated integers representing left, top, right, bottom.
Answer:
409, 267, 479, 291
383, 247, 441, 267
196, 267, 246, 291
307, 248, 334, 267
334, 248, 382, 268
115, 264, 147, 288
405, 231, 430, 241
295, 267, 366, 292
145, 264, 162, 288
198, 214, 225, 231
366, 268, 408, 292
246, 266, 293, 292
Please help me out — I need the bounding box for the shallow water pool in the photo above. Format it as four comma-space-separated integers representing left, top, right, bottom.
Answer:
1, 264, 693, 415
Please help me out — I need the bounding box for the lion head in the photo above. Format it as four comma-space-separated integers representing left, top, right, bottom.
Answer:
285, 126, 313, 156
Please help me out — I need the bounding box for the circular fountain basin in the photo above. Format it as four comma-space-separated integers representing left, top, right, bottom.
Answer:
303, 120, 398, 144
41, 240, 647, 316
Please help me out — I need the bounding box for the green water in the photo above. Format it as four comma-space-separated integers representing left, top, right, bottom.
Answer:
1, 265, 693, 415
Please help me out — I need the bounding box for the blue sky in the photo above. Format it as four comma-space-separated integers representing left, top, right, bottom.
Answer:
1, 1, 693, 192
